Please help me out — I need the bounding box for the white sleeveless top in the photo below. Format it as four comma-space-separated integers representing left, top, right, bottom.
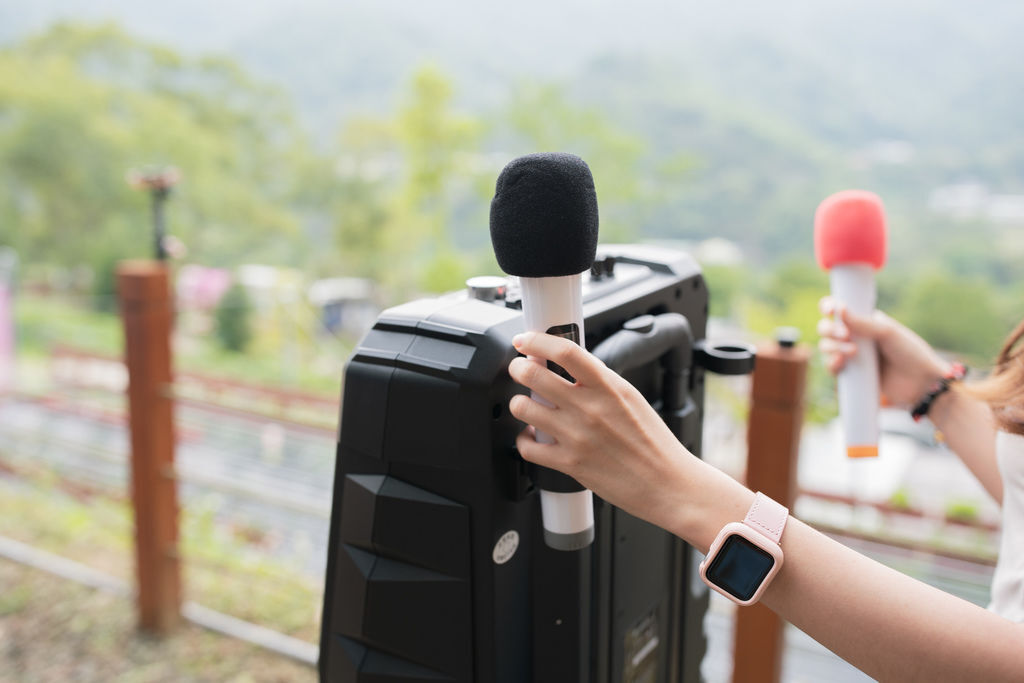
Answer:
989, 430, 1024, 622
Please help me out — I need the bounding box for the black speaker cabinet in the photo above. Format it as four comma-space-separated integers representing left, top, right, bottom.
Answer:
319, 244, 753, 682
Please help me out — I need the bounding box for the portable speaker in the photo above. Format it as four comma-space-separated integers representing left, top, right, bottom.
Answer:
319, 244, 754, 682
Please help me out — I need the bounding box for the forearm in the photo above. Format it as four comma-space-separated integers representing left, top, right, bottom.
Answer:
667, 461, 1024, 682
764, 517, 1023, 681
507, 332, 1021, 679
928, 386, 1002, 503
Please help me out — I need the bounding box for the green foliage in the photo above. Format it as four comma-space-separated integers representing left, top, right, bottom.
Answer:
733, 255, 1018, 423
15, 293, 123, 357
15, 292, 347, 394
396, 66, 483, 211
742, 259, 826, 344
504, 83, 680, 243
732, 259, 837, 422
702, 264, 746, 319
330, 121, 394, 280
0, 22, 314, 271
0, 583, 32, 617
332, 65, 485, 296
421, 249, 471, 294
181, 501, 321, 639
90, 253, 120, 313
214, 283, 252, 353
944, 499, 980, 524
0, 476, 133, 580
888, 488, 912, 511
2, 20, 1019, 427
0, 476, 321, 642
892, 271, 1008, 362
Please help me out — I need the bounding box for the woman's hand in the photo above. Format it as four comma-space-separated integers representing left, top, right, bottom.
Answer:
507, 325, 1024, 683
507, 331, 699, 533
817, 296, 951, 408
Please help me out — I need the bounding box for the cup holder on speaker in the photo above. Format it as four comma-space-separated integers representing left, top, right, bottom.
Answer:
695, 341, 757, 375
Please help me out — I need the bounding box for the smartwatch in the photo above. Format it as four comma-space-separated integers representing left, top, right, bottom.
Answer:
699, 492, 788, 606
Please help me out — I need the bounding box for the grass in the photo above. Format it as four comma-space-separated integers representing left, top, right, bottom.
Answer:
0, 558, 316, 683
181, 502, 322, 641
176, 341, 344, 398
3, 292, 337, 678
0, 467, 323, 644
944, 499, 982, 524
0, 470, 134, 579
13, 292, 352, 397
16, 294, 124, 359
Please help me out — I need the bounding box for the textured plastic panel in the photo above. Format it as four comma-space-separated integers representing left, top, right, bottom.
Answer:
331, 476, 472, 680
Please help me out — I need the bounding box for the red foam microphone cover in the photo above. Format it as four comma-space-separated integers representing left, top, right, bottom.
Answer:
814, 190, 888, 270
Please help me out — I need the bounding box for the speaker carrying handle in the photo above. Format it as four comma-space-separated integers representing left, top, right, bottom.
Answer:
591, 312, 690, 414
592, 313, 757, 413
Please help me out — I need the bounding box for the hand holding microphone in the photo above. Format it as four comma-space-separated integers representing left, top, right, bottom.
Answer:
490, 152, 598, 551
815, 192, 958, 455
817, 299, 954, 411
814, 191, 888, 457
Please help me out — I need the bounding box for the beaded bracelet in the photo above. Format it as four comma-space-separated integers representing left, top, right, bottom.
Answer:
910, 363, 967, 422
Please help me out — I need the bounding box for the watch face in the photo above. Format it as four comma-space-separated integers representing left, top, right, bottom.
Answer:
704, 533, 776, 602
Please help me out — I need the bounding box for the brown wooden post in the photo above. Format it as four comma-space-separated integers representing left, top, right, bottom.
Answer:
118, 261, 180, 634
732, 335, 810, 683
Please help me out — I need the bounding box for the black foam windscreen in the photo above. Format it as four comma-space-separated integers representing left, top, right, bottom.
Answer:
489, 152, 599, 278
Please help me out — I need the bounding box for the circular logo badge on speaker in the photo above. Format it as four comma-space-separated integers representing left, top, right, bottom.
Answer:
492, 530, 520, 565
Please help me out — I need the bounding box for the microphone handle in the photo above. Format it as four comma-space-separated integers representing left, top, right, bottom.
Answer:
519, 275, 595, 551
830, 264, 881, 458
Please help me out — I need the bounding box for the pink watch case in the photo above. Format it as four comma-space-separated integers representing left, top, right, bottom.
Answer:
699, 492, 788, 606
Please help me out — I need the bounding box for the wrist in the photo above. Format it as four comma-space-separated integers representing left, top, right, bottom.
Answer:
900, 359, 954, 409
699, 492, 788, 605
662, 458, 755, 554
910, 362, 967, 423
926, 374, 968, 431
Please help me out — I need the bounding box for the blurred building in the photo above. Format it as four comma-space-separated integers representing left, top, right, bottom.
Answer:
928, 182, 1024, 224
307, 277, 378, 337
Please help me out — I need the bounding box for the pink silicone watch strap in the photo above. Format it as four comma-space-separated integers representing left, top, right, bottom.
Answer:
743, 492, 789, 544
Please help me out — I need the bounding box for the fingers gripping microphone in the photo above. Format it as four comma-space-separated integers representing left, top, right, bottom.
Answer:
490, 152, 598, 551
814, 190, 888, 458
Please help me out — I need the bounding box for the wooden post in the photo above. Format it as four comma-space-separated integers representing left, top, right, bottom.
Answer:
732, 336, 810, 683
118, 261, 180, 634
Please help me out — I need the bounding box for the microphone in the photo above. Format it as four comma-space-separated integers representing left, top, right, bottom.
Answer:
814, 190, 888, 458
490, 152, 598, 551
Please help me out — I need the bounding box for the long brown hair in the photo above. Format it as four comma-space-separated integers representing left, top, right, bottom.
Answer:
964, 318, 1024, 436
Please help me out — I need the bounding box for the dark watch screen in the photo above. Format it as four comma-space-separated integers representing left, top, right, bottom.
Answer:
705, 534, 776, 602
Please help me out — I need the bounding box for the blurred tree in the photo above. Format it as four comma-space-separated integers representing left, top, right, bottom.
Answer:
701, 264, 746, 319
503, 83, 688, 242
391, 65, 484, 293
329, 118, 395, 282
214, 283, 252, 352
744, 259, 827, 342
332, 65, 484, 295
740, 258, 836, 422
0, 22, 316, 275
892, 271, 1007, 363
330, 73, 701, 296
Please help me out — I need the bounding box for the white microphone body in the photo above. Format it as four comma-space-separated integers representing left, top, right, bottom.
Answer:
830, 263, 880, 457
519, 273, 595, 550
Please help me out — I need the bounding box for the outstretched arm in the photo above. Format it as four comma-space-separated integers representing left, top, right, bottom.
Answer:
508, 331, 1024, 682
